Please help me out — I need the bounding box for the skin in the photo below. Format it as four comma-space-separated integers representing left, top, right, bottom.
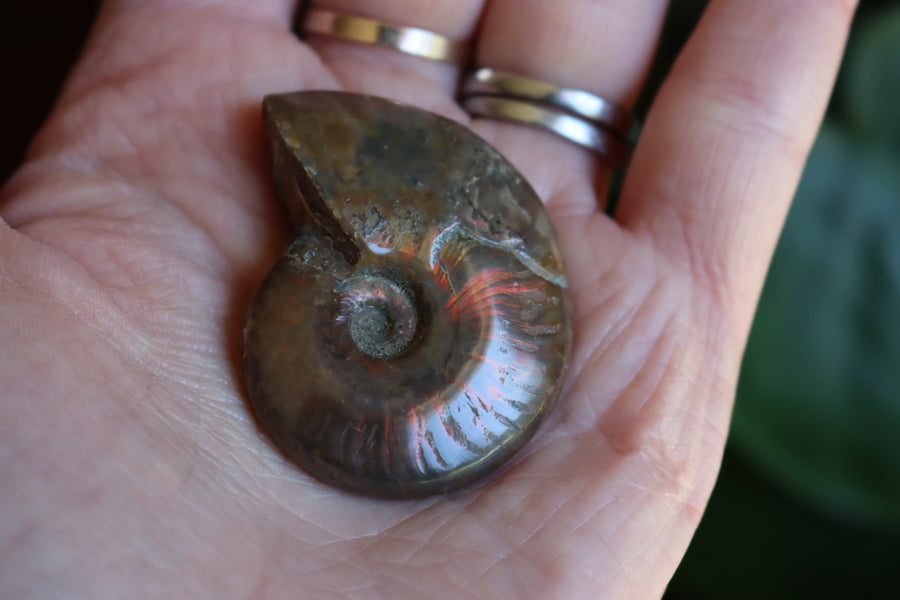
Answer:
0, 0, 857, 598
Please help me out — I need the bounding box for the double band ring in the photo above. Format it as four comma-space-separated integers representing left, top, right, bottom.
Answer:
464, 68, 633, 137
462, 96, 631, 164
461, 68, 633, 165
301, 9, 469, 64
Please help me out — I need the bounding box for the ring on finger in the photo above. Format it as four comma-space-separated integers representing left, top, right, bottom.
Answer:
464, 68, 633, 136
300, 8, 470, 65
461, 68, 633, 165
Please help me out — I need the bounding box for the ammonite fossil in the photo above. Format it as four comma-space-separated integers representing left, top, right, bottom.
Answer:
243, 91, 571, 497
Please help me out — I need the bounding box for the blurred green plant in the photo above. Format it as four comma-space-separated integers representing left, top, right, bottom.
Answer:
661, 0, 900, 597
733, 122, 900, 530
845, 0, 900, 143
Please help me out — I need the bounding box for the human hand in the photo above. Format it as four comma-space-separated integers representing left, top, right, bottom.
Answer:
0, 0, 857, 597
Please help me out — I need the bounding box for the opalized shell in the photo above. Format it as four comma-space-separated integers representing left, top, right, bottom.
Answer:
243, 91, 571, 497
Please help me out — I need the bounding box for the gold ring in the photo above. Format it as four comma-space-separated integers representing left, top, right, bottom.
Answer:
301, 9, 469, 65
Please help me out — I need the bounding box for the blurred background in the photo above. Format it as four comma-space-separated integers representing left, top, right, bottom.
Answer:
2, 1, 898, 597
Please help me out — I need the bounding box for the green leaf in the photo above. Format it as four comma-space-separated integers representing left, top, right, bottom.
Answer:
732, 124, 900, 530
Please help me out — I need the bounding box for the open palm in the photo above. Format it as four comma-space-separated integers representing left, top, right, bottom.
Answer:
1, 1, 856, 597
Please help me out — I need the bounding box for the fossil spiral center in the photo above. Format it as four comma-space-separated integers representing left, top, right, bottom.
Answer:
339, 272, 419, 360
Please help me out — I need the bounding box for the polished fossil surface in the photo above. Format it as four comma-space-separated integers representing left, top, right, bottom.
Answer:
243, 91, 571, 497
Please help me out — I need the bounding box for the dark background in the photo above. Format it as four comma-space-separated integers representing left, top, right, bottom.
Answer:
3, 2, 899, 597
0, 1, 102, 184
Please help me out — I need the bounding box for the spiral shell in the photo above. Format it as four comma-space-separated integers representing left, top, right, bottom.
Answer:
243, 92, 571, 497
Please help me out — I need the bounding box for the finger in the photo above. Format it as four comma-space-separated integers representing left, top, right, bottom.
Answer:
617, 0, 858, 335
301, 0, 484, 104
469, 0, 669, 213
104, 0, 300, 22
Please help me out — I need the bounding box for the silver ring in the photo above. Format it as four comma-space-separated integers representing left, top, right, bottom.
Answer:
301, 9, 469, 65
464, 68, 632, 136
462, 96, 630, 165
